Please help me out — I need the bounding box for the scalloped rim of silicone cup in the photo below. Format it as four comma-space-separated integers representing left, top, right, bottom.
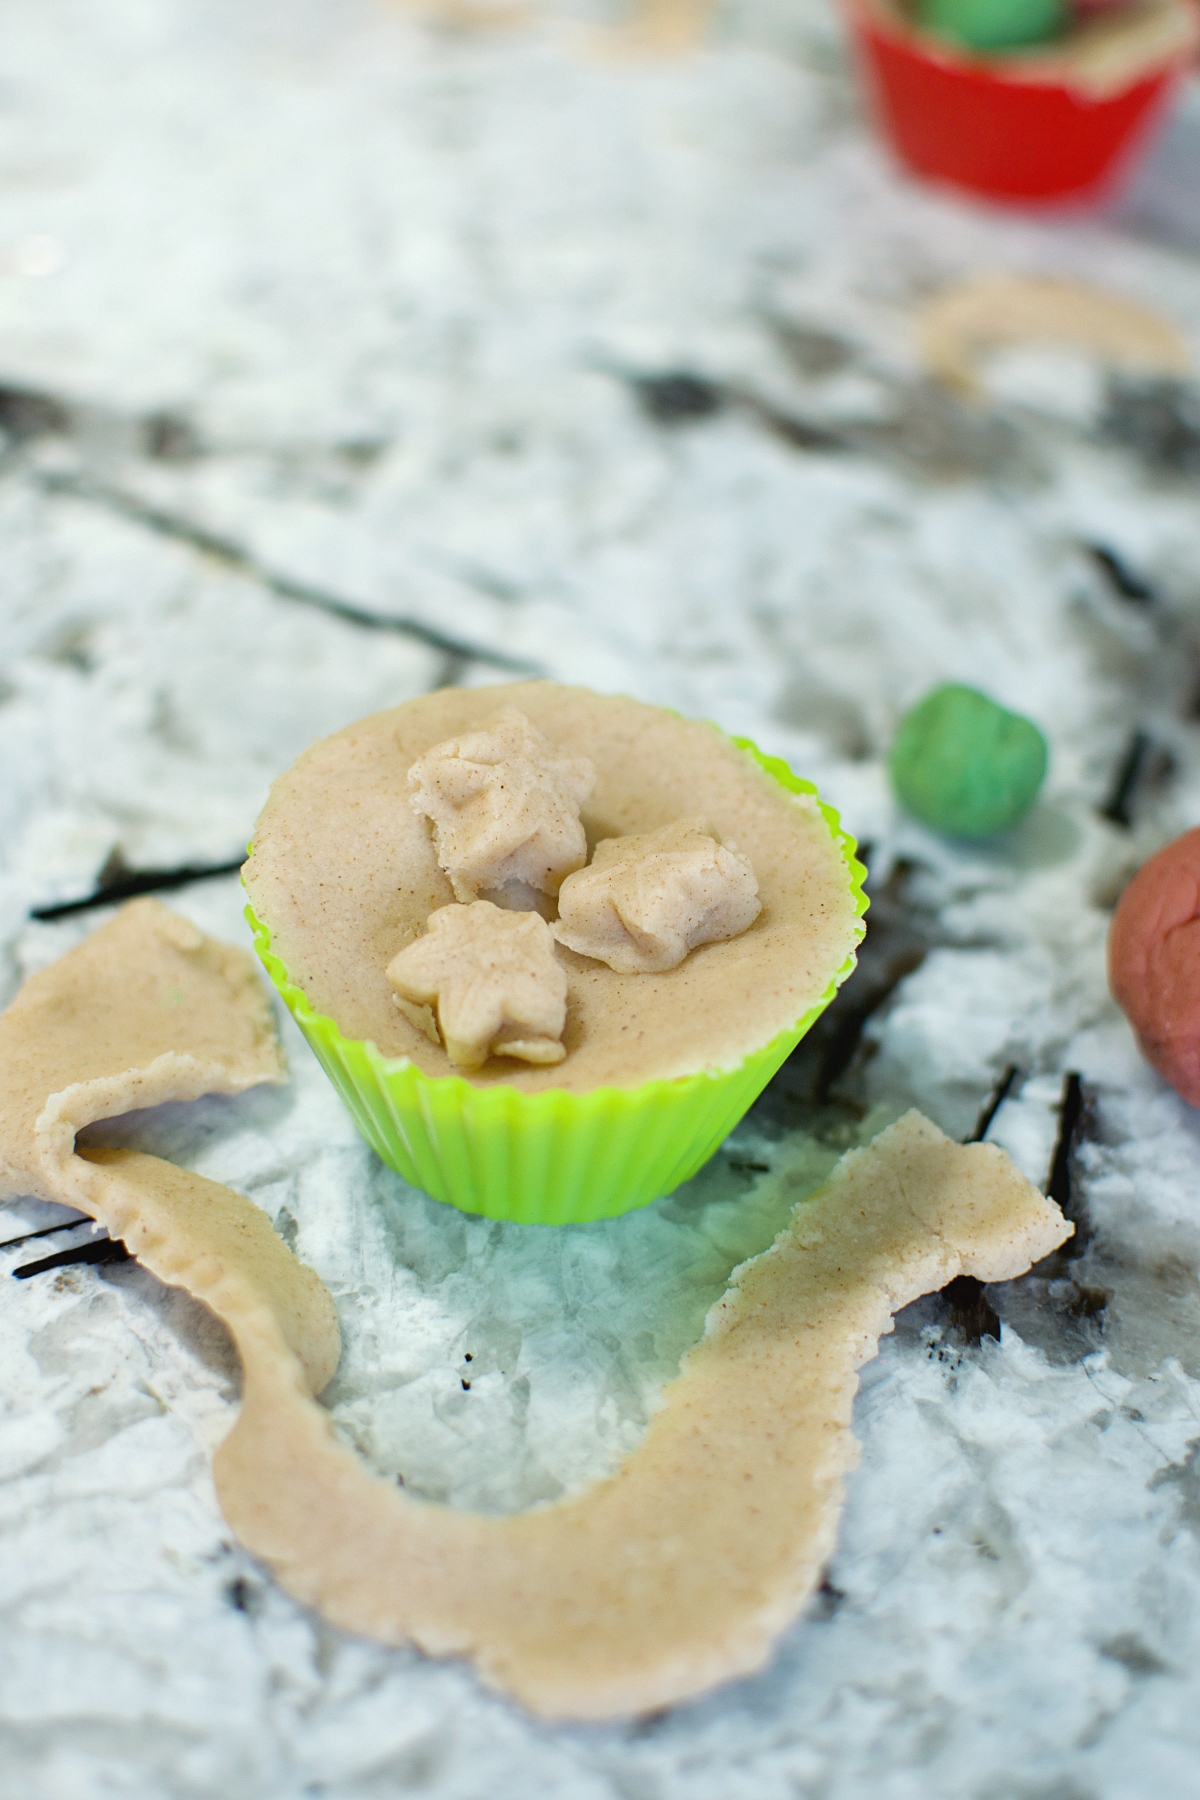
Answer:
243, 734, 868, 1223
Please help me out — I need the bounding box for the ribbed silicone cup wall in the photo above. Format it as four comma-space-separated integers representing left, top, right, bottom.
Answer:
245, 738, 867, 1225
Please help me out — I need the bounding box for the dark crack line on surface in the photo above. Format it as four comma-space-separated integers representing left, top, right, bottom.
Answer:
0, 1213, 93, 1251
1046, 1071, 1086, 1227
620, 364, 1039, 484
1030, 1071, 1107, 1292
622, 367, 846, 455
432, 650, 475, 690
937, 1065, 1022, 1346
225, 1575, 263, 1614
1085, 543, 1158, 606
35, 472, 542, 676
736, 391, 846, 454
0, 383, 72, 443
1101, 376, 1200, 477
808, 854, 932, 1104
31, 856, 247, 921
624, 369, 726, 425
1100, 730, 1151, 828
754, 854, 935, 1132
809, 948, 927, 1103
1000, 1072, 1112, 1348
965, 1063, 1020, 1145
942, 1275, 1000, 1347
1098, 729, 1172, 829
13, 1234, 130, 1279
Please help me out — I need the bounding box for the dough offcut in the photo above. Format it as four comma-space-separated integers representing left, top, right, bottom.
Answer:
0, 905, 1070, 1718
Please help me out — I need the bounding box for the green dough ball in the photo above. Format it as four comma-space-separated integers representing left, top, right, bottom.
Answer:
917, 0, 1064, 50
889, 684, 1047, 838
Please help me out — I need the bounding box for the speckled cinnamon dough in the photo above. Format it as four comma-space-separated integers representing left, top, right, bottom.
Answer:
244, 683, 862, 1094
0, 904, 1069, 1722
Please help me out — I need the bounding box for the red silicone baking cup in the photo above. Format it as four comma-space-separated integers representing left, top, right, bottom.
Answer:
846, 3, 1190, 200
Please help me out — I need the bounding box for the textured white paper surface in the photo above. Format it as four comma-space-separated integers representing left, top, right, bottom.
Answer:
3, 0, 1200, 1794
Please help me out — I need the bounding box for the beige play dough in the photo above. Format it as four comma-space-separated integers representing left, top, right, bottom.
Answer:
0, 900, 338, 1397
387, 900, 568, 1068
553, 818, 761, 975
408, 705, 595, 903
918, 274, 1192, 399
244, 682, 862, 1095
1021, 0, 1200, 99
0, 911, 1068, 1717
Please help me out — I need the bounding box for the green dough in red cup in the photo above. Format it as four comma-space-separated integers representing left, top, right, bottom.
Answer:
244, 682, 867, 1223
1109, 827, 1200, 1107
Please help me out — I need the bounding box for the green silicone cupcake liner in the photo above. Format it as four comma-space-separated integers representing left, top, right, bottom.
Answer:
245, 737, 867, 1225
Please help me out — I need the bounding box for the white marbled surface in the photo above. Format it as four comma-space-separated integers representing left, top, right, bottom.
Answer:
4, 0, 1200, 1794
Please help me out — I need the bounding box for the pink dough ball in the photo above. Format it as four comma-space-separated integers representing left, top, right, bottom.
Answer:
1109, 826, 1200, 1106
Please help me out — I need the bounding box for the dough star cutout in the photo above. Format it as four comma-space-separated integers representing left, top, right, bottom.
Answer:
387, 900, 568, 1068
407, 706, 595, 902
553, 817, 762, 973
0, 903, 1071, 1720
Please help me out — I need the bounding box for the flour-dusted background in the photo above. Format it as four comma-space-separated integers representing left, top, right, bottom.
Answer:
3, 0, 1200, 1794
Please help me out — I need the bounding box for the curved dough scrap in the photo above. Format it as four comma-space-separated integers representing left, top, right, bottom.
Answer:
0, 905, 1070, 1719
214, 1112, 1071, 1718
0, 897, 338, 1395
918, 275, 1192, 398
